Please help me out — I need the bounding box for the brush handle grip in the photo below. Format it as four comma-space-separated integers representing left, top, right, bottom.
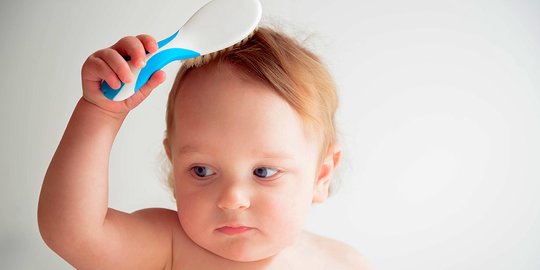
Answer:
101, 31, 200, 101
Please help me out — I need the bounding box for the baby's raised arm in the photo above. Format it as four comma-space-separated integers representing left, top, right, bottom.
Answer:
37, 35, 175, 269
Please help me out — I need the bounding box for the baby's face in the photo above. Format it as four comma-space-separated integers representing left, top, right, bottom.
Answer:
166, 63, 323, 262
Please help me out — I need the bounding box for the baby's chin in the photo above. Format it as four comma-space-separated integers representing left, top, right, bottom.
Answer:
218, 250, 275, 263
201, 235, 296, 264
207, 242, 281, 263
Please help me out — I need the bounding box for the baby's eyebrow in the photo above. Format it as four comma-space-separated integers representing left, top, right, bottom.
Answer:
257, 151, 295, 160
176, 145, 294, 160
176, 145, 211, 157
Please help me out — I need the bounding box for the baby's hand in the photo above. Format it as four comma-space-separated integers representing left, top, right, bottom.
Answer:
81, 35, 166, 114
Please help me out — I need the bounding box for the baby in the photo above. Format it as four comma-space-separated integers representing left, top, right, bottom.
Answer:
38, 27, 369, 269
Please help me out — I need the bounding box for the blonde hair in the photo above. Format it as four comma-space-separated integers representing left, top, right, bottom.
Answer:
163, 26, 339, 193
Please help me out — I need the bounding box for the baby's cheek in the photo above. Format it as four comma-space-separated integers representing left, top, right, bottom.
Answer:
261, 193, 311, 240
176, 192, 212, 228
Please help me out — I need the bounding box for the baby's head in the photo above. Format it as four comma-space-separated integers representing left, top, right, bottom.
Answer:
162, 26, 341, 262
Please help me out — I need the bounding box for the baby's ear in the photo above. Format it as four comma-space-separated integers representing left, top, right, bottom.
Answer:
313, 145, 342, 203
163, 138, 172, 161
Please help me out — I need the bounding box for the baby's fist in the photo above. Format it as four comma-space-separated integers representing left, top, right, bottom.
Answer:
81, 34, 165, 114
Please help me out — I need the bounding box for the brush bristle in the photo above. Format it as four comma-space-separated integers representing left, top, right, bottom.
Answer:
182, 29, 257, 68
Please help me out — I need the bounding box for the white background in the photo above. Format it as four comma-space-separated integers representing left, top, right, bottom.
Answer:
1, 0, 539, 269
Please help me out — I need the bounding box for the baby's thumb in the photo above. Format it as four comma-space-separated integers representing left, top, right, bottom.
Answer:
124, 70, 166, 109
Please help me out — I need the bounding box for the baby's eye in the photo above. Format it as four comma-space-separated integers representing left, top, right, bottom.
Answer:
191, 166, 216, 178
253, 167, 279, 179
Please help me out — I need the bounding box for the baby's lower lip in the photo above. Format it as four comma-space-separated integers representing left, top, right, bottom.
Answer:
216, 226, 253, 235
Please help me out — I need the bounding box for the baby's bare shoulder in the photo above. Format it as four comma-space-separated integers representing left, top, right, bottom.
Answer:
129, 208, 180, 269
128, 207, 180, 243
302, 231, 371, 270
131, 207, 178, 223
128, 207, 180, 235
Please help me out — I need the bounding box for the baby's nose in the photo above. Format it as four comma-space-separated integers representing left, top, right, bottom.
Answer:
217, 182, 251, 211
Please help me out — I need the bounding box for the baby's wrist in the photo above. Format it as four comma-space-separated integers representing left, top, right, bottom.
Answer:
78, 97, 128, 122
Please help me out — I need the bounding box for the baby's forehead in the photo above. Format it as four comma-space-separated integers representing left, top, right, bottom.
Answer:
181, 61, 266, 90
175, 63, 284, 108
171, 61, 322, 147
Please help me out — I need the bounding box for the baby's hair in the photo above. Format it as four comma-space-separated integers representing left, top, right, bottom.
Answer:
163, 26, 339, 194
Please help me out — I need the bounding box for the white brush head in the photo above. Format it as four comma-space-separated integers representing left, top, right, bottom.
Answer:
101, 0, 261, 101
173, 0, 261, 55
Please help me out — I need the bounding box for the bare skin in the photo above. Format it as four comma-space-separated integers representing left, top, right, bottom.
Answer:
37, 34, 370, 270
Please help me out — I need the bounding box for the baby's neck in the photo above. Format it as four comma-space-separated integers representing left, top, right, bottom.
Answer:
239, 241, 302, 269
195, 232, 308, 270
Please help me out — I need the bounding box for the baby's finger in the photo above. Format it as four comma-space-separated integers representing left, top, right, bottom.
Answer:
138, 70, 166, 97
136, 34, 159, 54
111, 36, 147, 68
94, 48, 133, 84
84, 55, 122, 90
124, 70, 166, 109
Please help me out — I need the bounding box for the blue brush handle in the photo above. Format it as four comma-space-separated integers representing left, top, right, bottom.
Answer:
101, 31, 200, 101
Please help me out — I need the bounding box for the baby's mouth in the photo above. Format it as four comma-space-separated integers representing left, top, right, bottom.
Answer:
216, 225, 254, 235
